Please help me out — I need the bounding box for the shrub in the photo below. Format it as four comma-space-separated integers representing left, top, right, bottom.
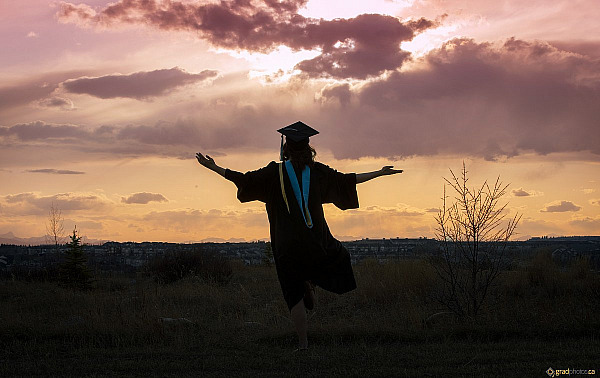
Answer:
142, 246, 232, 285
0, 264, 61, 282
527, 250, 562, 299
431, 163, 520, 318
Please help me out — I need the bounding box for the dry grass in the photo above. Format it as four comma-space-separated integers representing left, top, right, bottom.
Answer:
1, 256, 599, 377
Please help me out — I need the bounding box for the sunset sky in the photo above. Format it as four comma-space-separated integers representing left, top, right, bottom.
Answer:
1, 0, 599, 243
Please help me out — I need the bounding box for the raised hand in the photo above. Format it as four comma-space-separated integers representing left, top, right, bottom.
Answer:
196, 152, 216, 169
380, 166, 403, 176
196, 152, 227, 177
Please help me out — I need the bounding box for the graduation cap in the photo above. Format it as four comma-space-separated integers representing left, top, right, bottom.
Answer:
277, 121, 319, 160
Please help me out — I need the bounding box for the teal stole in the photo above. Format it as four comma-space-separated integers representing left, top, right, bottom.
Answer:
284, 160, 313, 228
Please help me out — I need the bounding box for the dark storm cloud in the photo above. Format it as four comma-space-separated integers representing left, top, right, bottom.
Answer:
61, 67, 218, 99
57, 0, 436, 79
121, 192, 168, 204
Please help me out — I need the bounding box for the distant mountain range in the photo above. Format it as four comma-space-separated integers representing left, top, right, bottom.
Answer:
0, 232, 108, 246
0, 232, 255, 246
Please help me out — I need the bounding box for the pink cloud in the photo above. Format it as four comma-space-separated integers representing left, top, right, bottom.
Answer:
320, 83, 351, 107
38, 96, 75, 110
0, 83, 58, 111
0, 71, 88, 112
0, 118, 266, 159
57, 0, 436, 79
121, 192, 168, 204
61, 67, 218, 99
1, 192, 109, 216
511, 187, 542, 197
26, 169, 85, 175
569, 217, 600, 232
541, 201, 581, 213
142, 208, 268, 235
0, 121, 88, 141
2, 35, 599, 162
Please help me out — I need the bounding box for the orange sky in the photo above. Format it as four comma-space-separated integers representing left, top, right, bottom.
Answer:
1, 0, 599, 243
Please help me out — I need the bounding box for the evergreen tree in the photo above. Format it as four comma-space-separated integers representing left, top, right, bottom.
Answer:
262, 242, 274, 267
59, 227, 95, 291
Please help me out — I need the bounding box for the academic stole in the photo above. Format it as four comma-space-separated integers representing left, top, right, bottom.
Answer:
279, 161, 313, 228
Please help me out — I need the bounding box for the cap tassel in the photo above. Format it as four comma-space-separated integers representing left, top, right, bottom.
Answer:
280, 134, 284, 161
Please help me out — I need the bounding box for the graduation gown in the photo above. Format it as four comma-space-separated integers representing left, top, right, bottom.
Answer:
225, 161, 359, 310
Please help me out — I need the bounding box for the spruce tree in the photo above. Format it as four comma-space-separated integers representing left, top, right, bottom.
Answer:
59, 227, 94, 291
262, 242, 274, 266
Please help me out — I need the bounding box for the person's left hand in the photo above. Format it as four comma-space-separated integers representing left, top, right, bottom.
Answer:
380, 166, 403, 176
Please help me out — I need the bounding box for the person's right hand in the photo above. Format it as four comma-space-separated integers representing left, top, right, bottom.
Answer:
196, 152, 216, 169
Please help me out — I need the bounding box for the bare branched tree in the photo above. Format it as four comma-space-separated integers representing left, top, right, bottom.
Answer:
431, 162, 521, 318
46, 202, 65, 251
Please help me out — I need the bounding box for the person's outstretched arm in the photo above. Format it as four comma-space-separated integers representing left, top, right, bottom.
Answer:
196, 152, 227, 178
356, 166, 403, 184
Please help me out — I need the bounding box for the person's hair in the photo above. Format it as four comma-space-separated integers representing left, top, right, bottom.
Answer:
283, 142, 316, 170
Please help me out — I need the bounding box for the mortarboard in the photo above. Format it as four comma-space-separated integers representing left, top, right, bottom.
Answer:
277, 121, 319, 160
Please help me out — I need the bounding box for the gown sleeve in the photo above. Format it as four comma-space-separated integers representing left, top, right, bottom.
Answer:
224, 161, 277, 203
319, 163, 359, 210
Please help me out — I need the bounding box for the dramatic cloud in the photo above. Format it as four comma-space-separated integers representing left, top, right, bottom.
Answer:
541, 201, 581, 213
62, 67, 218, 99
26, 169, 85, 175
511, 187, 542, 197
320, 38, 600, 159
57, 0, 436, 79
121, 192, 168, 204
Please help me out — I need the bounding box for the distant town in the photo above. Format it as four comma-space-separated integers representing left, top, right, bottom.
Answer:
1, 236, 599, 274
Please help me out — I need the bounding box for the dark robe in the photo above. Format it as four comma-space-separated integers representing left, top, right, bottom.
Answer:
225, 161, 359, 311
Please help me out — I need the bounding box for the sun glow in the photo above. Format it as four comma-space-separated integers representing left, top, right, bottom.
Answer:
401, 24, 461, 56
214, 46, 321, 83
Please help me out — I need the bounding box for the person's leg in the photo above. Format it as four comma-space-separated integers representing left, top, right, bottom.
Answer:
303, 280, 315, 310
290, 298, 308, 349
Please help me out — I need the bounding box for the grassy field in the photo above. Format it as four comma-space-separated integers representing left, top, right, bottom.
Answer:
1, 256, 599, 377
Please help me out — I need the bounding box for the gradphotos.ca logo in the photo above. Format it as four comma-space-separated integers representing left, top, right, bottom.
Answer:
547, 367, 556, 377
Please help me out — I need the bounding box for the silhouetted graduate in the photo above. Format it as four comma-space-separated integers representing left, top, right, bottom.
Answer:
196, 121, 402, 351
